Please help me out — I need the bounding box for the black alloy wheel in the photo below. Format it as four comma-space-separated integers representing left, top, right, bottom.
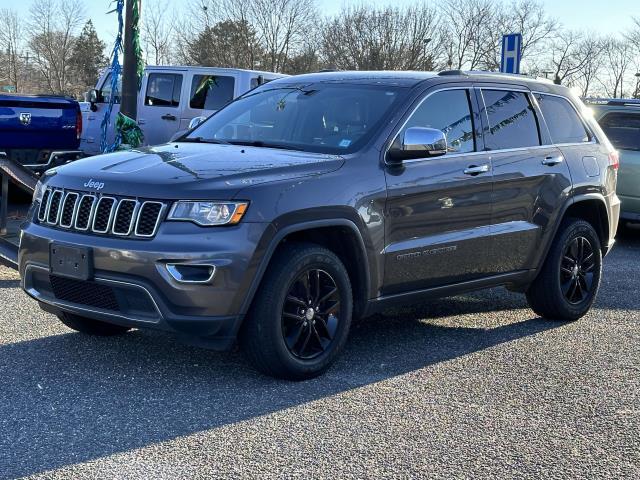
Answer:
560, 236, 596, 305
282, 269, 341, 360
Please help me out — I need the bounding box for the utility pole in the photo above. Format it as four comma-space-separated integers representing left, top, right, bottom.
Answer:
120, 0, 139, 120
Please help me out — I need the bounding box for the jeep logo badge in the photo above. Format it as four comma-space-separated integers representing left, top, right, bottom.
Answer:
84, 179, 105, 191
19, 112, 31, 126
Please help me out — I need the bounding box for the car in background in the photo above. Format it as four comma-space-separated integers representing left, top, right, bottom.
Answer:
0, 94, 83, 175
81, 66, 287, 155
586, 98, 640, 226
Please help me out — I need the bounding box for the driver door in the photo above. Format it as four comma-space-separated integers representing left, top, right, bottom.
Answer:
383, 87, 494, 295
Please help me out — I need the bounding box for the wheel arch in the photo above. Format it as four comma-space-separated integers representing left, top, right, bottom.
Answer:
238, 219, 373, 321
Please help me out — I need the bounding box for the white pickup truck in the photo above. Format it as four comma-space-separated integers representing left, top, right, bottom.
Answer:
80, 65, 287, 155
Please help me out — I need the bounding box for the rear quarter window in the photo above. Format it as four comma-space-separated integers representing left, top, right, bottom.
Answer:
535, 94, 590, 144
598, 112, 640, 151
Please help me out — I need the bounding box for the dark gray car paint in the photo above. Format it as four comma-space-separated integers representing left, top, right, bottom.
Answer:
19, 72, 619, 349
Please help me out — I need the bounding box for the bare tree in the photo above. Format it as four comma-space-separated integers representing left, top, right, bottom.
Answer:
0, 9, 25, 92
443, 0, 499, 70
599, 38, 633, 98
546, 30, 599, 86
321, 4, 443, 71
28, 0, 85, 94
573, 36, 605, 97
142, 0, 175, 65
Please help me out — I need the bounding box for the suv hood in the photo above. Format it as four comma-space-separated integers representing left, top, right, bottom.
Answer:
46, 143, 345, 199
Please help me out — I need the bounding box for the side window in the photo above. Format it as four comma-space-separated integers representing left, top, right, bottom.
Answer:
189, 75, 235, 110
100, 73, 121, 104
598, 112, 640, 151
400, 89, 475, 154
144, 73, 183, 107
535, 94, 590, 144
482, 90, 540, 150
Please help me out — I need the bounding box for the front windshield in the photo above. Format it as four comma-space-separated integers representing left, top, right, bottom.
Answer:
183, 83, 406, 154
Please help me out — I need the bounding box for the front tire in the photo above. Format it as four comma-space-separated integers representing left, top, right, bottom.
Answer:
57, 312, 132, 336
240, 242, 353, 380
526, 218, 602, 321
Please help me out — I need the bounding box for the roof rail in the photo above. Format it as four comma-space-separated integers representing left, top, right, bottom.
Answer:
438, 70, 467, 76
583, 97, 640, 106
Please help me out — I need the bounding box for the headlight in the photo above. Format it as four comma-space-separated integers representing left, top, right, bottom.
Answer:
168, 201, 249, 226
32, 180, 46, 203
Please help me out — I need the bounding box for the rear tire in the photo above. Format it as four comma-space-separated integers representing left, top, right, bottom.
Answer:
526, 218, 602, 321
240, 242, 353, 380
57, 312, 132, 336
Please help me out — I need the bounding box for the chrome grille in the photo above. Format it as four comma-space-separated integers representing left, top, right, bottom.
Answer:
37, 187, 165, 239
38, 189, 51, 221
113, 199, 137, 235
135, 202, 164, 237
46, 190, 63, 224
92, 197, 117, 233
74, 195, 96, 230
59, 192, 79, 228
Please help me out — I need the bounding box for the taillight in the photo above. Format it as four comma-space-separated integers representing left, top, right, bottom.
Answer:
76, 108, 82, 140
609, 151, 619, 170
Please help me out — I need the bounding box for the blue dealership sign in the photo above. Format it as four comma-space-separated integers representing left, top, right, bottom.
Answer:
500, 33, 522, 74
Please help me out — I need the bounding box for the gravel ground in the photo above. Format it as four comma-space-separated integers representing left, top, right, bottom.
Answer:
1, 227, 639, 479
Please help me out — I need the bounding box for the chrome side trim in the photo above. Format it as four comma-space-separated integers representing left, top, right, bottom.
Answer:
74, 194, 97, 231
112, 199, 139, 236
23, 264, 162, 324
59, 191, 80, 228
134, 201, 166, 238
91, 196, 117, 234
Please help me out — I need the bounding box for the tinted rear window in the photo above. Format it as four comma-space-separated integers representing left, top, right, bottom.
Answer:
190, 75, 235, 110
535, 94, 589, 144
482, 90, 540, 150
599, 112, 640, 151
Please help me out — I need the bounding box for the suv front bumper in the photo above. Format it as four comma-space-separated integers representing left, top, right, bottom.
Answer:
19, 219, 273, 349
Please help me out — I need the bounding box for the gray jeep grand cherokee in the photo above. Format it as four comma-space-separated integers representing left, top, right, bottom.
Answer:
20, 71, 620, 379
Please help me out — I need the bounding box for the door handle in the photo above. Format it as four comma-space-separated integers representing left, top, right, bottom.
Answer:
161, 114, 177, 121
138, 119, 146, 125
542, 155, 564, 166
464, 164, 490, 176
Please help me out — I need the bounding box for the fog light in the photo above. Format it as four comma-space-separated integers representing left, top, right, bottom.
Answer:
166, 263, 216, 284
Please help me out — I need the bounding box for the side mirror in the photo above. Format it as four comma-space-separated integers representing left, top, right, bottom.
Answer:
88, 89, 99, 112
188, 116, 207, 130
388, 127, 447, 162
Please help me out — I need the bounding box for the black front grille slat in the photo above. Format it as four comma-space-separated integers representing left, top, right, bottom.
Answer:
92, 197, 116, 233
38, 189, 51, 221
47, 191, 63, 223
50, 275, 120, 311
136, 202, 163, 237
113, 200, 137, 235
60, 193, 79, 228
37, 188, 163, 239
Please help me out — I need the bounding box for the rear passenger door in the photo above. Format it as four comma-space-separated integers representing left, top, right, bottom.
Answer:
181, 74, 236, 130
138, 72, 184, 146
477, 87, 572, 274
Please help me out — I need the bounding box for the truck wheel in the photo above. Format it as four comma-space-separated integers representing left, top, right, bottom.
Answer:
57, 312, 132, 336
240, 242, 353, 380
526, 218, 602, 321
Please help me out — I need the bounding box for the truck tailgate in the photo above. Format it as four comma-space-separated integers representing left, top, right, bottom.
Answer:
0, 95, 80, 150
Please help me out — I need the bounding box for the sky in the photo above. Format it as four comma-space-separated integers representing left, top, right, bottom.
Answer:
4, 0, 638, 48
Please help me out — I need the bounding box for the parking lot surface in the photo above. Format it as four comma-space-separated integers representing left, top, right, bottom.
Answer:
1, 228, 639, 479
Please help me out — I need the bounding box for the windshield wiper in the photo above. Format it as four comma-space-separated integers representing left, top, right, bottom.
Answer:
179, 137, 230, 145
227, 140, 300, 151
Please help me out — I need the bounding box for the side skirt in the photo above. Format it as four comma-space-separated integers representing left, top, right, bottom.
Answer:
362, 270, 535, 316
